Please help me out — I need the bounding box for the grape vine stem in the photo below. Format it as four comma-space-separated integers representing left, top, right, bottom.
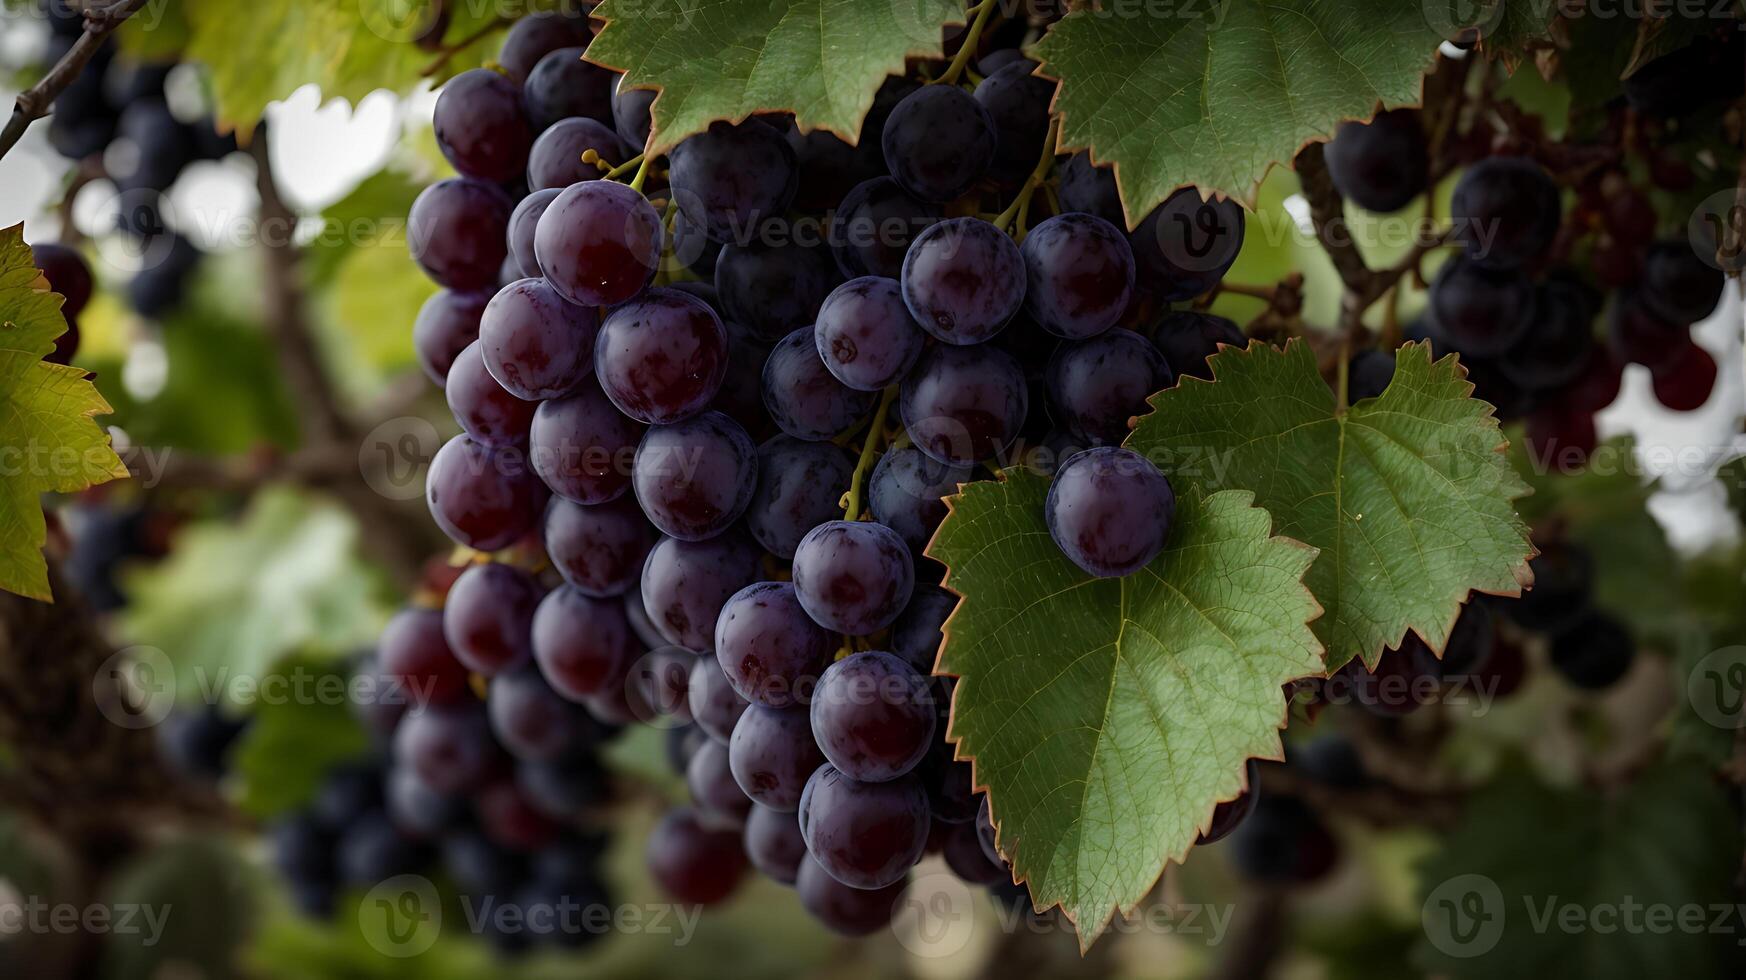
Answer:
840, 386, 900, 521
933, 0, 1000, 87
0, 0, 154, 164
994, 117, 1062, 234
418, 14, 515, 77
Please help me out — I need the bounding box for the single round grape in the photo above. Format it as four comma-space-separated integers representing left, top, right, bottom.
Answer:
1020, 213, 1135, 340
447, 340, 537, 446
890, 586, 955, 675
633, 646, 699, 722
792, 520, 915, 635
901, 217, 1025, 345
444, 561, 541, 676
518, 756, 612, 821
395, 702, 501, 796
900, 343, 1029, 467
646, 807, 748, 905
523, 46, 615, 131
507, 187, 561, 279
31, 241, 92, 316
689, 654, 751, 742
633, 412, 757, 541
414, 290, 490, 385
426, 436, 544, 551
595, 287, 728, 424
789, 127, 883, 210
796, 853, 906, 935
1058, 152, 1124, 226
799, 764, 930, 889
528, 379, 645, 505
337, 812, 429, 884
1197, 761, 1261, 844
498, 10, 592, 84
1438, 601, 1498, 677
1428, 255, 1533, 357
544, 494, 655, 597
408, 178, 513, 291
1641, 239, 1725, 325
1047, 448, 1176, 578
641, 531, 763, 651
1650, 339, 1717, 412
711, 320, 773, 434
882, 85, 995, 202
867, 447, 969, 556
810, 651, 936, 783
433, 68, 533, 182
1346, 349, 1397, 402
1130, 189, 1246, 301
829, 176, 942, 280
526, 116, 625, 190
973, 61, 1055, 183
667, 205, 723, 279
687, 738, 753, 824
478, 277, 597, 401
744, 804, 808, 885
1227, 794, 1341, 884
1046, 328, 1171, 445
714, 581, 838, 708
714, 236, 840, 343
1606, 291, 1688, 369
487, 665, 601, 762
745, 437, 856, 559
1323, 109, 1428, 214
762, 327, 877, 441
385, 767, 467, 840
943, 819, 1008, 885
532, 584, 636, 700
535, 179, 662, 307
1499, 280, 1594, 391
813, 276, 926, 391
669, 119, 799, 243
1450, 156, 1561, 267
379, 607, 472, 706
730, 703, 826, 810
924, 743, 978, 824
1549, 611, 1635, 690
611, 76, 655, 149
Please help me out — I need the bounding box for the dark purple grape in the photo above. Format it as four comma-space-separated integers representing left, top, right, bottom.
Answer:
882, 85, 995, 202
1508, 541, 1594, 632
890, 586, 955, 674
689, 654, 751, 741
744, 804, 808, 884
633, 646, 698, 721
447, 340, 537, 446
415, 290, 490, 385
1346, 349, 1396, 402
814, 276, 926, 390
1640, 239, 1724, 324
1607, 290, 1688, 369
900, 343, 1029, 467
1438, 600, 1497, 677
1651, 339, 1717, 412
668, 206, 723, 279
1059, 152, 1123, 226
532, 584, 636, 700
386, 767, 466, 839
434, 68, 534, 182
925, 745, 977, 825
796, 853, 906, 935
31, 242, 92, 316
444, 561, 541, 676
810, 652, 936, 782
409, 178, 513, 290
688, 738, 753, 824
867, 447, 969, 556
1131, 189, 1246, 301
478, 778, 564, 852
829, 176, 942, 280
534, 178, 662, 307
799, 765, 930, 889
788, 127, 883, 210
973, 61, 1055, 183
487, 665, 600, 761
901, 217, 1025, 345
1020, 213, 1135, 340
1549, 612, 1635, 690
443, 828, 526, 895
1046, 328, 1171, 444
544, 494, 654, 597
669, 119, 799, 243
523, 47, 615, 131
379, 606, 472, 706
624, 586, 668, 650
792, 520, 915, 634
1227, 795, 1339, 884
641, 531, 763, 651
646, 808, 748, 905
337, 812, 429, 884
714, 581, 837, 707
478, 277, 598, 400
595, 287, 728, 424
1197, 761, 1260, 844
518, 755, 612, 820
764, 327, 881, 442
730, 703, 826, 810
426, 436, 544, 551
1047, 447, 1175, 578
943, 819, 1008, 884
156, 705, 249, 783
714, 236, 840, 343
611, 76, 654, 149
1428, 255, 1534, 357
526, 116, 625, 190
507, 187, 561, 278
1450, 156, 1560, 267
1499, 280, 1594, 391
633, 412, 757, 541
395, 702, 502, 795
529, 379, 645, 505
498, 11, 592, 84
746, 437, 855, 559
1323, 109, 1428, 214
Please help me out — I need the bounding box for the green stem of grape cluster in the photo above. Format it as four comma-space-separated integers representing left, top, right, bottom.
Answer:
934, 0, 1000, 87
840, 386, 901, 521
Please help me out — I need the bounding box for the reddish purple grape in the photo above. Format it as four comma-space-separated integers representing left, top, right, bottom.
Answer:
408, 178, 513, 291
795, 854, 906, 935
1197, 760, 1260, 844
444, 561, 541, 676
395, 702, 502, 795
689, 654, 751, 741
763, 327, 877, 441
1020, 213, 1135, 339
528, 379, 644, 505
523, 46, 615, 131
31, 241, 92, 315
487, 665, 602, 762
744, 804, 808, 885
532, 585, 636, 700
1046, 447, 1176, 578
414, 289, 489, 384
507, 187, 561, 278
799, 764, 930, 889
595, 287, 729, 424
498, 11, 592, 84
426, 436, 544, 551
526, 116, 624, 190
810, 651, 936, 783
900, 343, 1029, 467
814, 276, 926, 391
433, 68, 533, 183
714, 581, 837, 708
379, 606, 471, 706
646, 807, 748, 905
1046, 328, 1172, 445
668, 119, 798, 243
1651, 340, 1717, 411
544, 494, 655, 597
446, 340, 536, 446
729, 703, 825, 811
1608, 291, 1689, 369
633, 412, 757, 541
687, 738, 753, 824
828, 175, 941, 279
792, 521, 915, 635
535, 179, 662, 307
882, 85, 994, 203
746, 437, 856, 559
641, 532, 763, 651
901, 217, 1025, 345
479, 277, 597, 400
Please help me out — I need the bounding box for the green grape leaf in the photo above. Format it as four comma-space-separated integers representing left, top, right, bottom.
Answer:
587, 0, 964, 155
230, 656, 373, 818
932, 476, 1323, 947
1413, 763, 1743, 979
1128, 341, 1533, 671
0, 226, 128, 601
180, 0, 508, 132
1033, 1, 1445, 220
119, 487, 391, 701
